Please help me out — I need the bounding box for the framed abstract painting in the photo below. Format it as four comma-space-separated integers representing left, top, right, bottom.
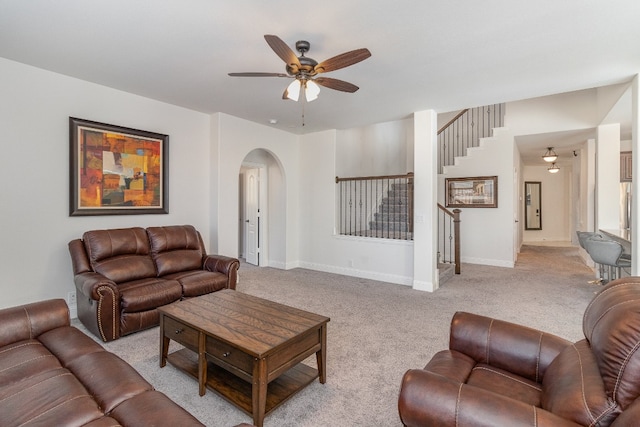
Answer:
69, 117, 169, 216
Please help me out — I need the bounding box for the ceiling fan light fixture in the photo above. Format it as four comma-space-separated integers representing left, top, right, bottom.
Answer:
305, 80, 320, 102
548, 162, 560, 173
285, 79, 301, 101
543, 147, 558, 162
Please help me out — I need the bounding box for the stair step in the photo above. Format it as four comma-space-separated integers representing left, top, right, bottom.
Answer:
381, 197, 409, 206
374, 212, 409, 221
369, 221, 409, 231
378, 204, 409, 213
438, 263, 456, 284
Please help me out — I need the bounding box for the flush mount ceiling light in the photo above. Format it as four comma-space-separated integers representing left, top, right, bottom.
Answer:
542, 147, 558, 162
548, 162, 560, 173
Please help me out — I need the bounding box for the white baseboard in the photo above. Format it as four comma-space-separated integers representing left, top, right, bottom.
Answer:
412, 279, 437, 292
297, 261, 413, 286
461, 257, 515, 268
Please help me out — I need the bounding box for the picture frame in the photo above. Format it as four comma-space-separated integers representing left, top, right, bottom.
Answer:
445, 176, 497, 208
69, 117, 169, 216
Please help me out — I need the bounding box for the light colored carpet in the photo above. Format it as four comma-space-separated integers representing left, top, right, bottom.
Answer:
74, 245, 598, 426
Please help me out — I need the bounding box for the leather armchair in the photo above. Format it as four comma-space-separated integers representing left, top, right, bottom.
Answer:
398, 277, 640, 427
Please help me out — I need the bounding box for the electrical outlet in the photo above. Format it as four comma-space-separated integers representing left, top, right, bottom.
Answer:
67, 291, 77, 306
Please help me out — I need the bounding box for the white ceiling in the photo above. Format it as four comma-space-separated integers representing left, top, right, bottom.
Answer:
1, 0, 639, 139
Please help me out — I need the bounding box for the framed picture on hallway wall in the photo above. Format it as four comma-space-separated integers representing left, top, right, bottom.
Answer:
445, 176, 497, 208
69, 117, 169, 216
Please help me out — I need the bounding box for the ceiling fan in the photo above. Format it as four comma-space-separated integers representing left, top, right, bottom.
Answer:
228, 35, 371, 102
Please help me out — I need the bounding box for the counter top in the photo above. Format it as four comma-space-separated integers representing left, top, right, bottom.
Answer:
600, 229, 631, 243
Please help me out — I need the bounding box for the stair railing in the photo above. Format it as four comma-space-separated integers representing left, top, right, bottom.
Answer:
437, 203, 461, 274
438, 103, 505, 174
336, 173, 413, 240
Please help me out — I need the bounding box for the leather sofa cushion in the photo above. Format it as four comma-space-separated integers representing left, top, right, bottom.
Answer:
119, 278, 182, 313
39, 326, 154, 414
163, 270, 228, 297
467, 363, 541, 407
110, 390, 209, 426
0, 339, 105, 426
425, 350, 541, 407
148, 225, 204, 276
83, 227, 156, 282
542, 339, 619, 425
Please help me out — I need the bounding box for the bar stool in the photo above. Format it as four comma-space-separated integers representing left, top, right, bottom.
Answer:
584, 236, 631, 284
577, 231, 604, 280
576, 231, 601, 250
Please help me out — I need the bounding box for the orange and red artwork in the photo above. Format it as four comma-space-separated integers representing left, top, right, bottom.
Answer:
70, 118, 168, 216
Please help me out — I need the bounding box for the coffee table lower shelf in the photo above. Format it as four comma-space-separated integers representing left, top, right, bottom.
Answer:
166, 348, 319, 416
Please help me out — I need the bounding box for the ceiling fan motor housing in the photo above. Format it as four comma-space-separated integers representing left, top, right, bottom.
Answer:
295, 40, 310, 54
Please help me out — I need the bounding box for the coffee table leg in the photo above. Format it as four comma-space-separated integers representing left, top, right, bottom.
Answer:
316, 323, 327, 383
252, 357, 268, 427
198, 332, 206, 396
159, 315, 169, 368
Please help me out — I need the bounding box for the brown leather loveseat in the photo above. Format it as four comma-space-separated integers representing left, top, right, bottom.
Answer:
69, 225, 239, 342
398, 277, 640, 426
0, 298, 203, 426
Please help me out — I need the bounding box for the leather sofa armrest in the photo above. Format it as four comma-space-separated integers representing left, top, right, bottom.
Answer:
398, 369, 582, 427
74, 272, 119, 300
203, 255, 240, 289
0, 299, 69, 347
449, 312, 571, 382
74, 272, 121, 342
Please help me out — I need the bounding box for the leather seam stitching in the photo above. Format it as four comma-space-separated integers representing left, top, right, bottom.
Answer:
472, 366, 542, 391
0, 372, 73, 404
17, 393, 93, 427
486, 319, 494, 364
536, 333, 543, 382
455, 383, 463, 427
0, 341, 39, 355
0, 354, 56, 374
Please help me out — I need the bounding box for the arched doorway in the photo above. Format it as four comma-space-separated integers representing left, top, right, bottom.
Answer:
238, 149, 285, 267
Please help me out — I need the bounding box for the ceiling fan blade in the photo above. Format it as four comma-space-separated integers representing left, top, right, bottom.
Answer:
264, 35, 301, 69
228, 72, 289, 77
314, 77, 360, 93
314, 48, 371, 73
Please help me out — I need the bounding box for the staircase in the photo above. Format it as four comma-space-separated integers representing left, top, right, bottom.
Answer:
438, 104, 504, 173
335, 173, 413, 240
435, 103, 505, 281
368, 180, 412, 239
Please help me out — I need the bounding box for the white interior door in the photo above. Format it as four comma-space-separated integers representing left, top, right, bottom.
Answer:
245, 168, 259, 265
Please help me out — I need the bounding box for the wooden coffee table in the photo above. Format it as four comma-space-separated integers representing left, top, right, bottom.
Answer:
158, 290, 330, 427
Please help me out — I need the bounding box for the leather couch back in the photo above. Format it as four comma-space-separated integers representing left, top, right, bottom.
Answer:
583, 278, 640, 410
147, 225, 204, 276
83, 227, 157, 283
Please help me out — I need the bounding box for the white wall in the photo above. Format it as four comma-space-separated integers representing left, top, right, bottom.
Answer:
336, 119, 413, 176
439, 128, 516, 267
298, 130, 415, 285
522, 165, 572, 242
213, 113, 299, 268
505, 89, 598, 135
0, 58, 212, 309
596, 123, 621, 230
